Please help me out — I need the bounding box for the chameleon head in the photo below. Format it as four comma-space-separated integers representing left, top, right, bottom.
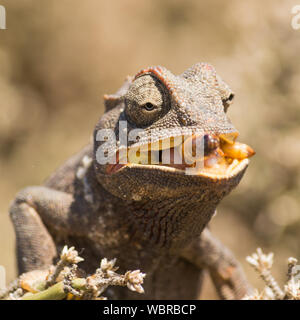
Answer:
94, 63, 255, 203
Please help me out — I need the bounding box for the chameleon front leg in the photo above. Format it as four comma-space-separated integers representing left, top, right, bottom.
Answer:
9, 186, 77, 274
181, 228, 253, 300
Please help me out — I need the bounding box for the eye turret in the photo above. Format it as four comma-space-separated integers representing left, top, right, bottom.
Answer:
124, 74, 169, 127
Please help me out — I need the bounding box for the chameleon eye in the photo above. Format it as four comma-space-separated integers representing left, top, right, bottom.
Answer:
222, 93, 235, 112
143, 102, 155, 111
227, 93, 234, 102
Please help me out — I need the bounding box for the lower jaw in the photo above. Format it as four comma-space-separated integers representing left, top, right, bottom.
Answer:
107, 158, 249, 179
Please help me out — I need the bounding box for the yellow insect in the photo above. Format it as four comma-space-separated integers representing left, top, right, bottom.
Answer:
221, 140, 255, 160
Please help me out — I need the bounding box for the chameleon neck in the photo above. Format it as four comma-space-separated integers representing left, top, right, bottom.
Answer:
125, 196, 218, 251
91, 171, 220, 251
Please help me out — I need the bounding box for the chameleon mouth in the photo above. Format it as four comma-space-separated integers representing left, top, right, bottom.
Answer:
107, 132, 255, 178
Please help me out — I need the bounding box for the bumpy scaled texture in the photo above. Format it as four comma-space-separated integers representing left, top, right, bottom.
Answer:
10, 63, 253, 299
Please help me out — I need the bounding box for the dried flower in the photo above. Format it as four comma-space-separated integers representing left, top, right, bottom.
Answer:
246, 248, 273, 272
246, 248, 300, 300
243, 287, 275, 300
60, 246, 84, 264
125, 270, 146, 294
284, 278, 300, 300
246, 248, 284, 299
100, 258, 118, 273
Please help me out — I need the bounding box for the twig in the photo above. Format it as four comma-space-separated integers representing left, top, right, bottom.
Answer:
45, 246, 84, 288
1, 246, 146, 300
245, 248, 300, 300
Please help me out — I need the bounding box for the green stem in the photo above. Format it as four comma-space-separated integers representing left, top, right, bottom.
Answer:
22, 278, 87, 300
22, 282, 66, 300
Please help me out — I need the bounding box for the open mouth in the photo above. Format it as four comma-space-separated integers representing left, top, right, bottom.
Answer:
107, 132, 255, 178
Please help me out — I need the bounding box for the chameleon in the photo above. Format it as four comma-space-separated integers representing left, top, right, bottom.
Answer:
9, 63, 255, 299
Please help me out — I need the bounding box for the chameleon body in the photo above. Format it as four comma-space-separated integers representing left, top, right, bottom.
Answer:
10, 63, 254, 299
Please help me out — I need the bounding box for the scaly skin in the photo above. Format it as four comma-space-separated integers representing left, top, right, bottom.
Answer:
10, 63, 253, 299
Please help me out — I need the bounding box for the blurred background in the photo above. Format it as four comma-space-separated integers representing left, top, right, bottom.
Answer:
0, 0, 299, 299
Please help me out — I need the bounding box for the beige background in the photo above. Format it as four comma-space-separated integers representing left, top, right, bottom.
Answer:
0, 0, 300, 298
